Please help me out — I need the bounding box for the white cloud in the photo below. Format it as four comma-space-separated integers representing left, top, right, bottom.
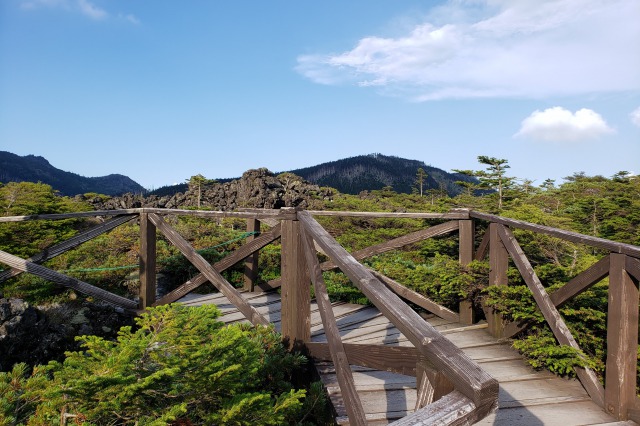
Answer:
77, 0, 107, 20
631, 107, 640, 127
296, 0, 640, 101
515, 107, 614, 141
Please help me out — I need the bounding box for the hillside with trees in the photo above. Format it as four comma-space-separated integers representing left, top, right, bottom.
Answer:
0, 151, 146, 196
288, 153, 477, 195
0, 157, 639, 422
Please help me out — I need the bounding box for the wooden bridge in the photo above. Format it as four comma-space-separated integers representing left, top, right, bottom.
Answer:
1, 207, 639, 425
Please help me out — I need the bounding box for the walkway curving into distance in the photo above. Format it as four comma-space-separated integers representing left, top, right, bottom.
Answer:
178, 290, 635, 426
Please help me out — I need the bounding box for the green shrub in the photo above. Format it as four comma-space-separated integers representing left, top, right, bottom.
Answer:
0, 304, 322, 425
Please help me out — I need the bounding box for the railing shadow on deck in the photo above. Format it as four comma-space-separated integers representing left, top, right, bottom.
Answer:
1, 207, 639, 424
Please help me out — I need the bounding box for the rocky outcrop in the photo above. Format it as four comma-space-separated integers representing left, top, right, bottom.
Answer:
82, 168, 334, 211
0, 298, 133, 371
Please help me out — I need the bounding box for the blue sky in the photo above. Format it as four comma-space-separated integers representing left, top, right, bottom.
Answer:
1, 0, 639, 190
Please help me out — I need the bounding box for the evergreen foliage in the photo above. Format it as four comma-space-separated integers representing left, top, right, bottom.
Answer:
0, 304, 326, 425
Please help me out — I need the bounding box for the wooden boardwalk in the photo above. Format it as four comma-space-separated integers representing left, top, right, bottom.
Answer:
179, 290, 635, 426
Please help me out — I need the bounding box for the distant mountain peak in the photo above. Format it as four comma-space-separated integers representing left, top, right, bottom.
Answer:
0, 151, 145, 196
288, 153, 474, 196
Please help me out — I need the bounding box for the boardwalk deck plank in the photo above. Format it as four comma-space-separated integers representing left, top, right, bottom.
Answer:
179, 291, 631, 426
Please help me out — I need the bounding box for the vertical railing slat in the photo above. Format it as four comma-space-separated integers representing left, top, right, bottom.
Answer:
139, 213, 156, 309
605, 253, 639, 420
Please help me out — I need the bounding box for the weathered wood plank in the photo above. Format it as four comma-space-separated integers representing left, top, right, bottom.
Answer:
321, 221, 460, 270
415, 356, 454, 409
307, 342, 418, 376
0, 209, 143, 222
138, 213, 157, 309
153, 223, 281, 306
0, 249, 137, 309
0, 214, 136, 283
470, 211, 640, 258
300, 222, 367, 425
307, 210, 470, 219
369, 270, 460, 322
475, 400, 623, 426
389, 390, 478, 426
474, 229, 490, 261
242, 219, 260, 291
142, 207, 296, 221
147, 213, 269, 326
459, 219, 474, 266
489, 223, 508, 286
298, 211, 498, 412
495, 223, 605, 408
626, 256, 640, 282
281, 212, 311, 346
605, 253, 639, 420
550, 255, 610, 307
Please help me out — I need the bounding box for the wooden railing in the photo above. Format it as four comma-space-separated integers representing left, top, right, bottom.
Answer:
1, 207, 638, 424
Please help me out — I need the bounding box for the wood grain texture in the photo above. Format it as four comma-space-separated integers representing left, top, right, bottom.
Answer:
148, 213, 269, 326
626, 256, 640, 281
0, 249, 137, 309
489, 223, 508, 286
415, 356, 454, 409
300, 224, 367, 425
242, 219, 260, 291
0, 214, 135, 283
298, 211, 498, 412
458, 220, 474, 266
307, 210, 470, 219
549, 255, 610, 307
389, 390, 478, 426
495, 223, 605, 408
0, 209, 143, 222
605, 254, 639, 420
306, 342, 417, 376
138, 213, 156, 309
280, 212, 311, 345
474, 230, 490, 261
369, 269, 460, 322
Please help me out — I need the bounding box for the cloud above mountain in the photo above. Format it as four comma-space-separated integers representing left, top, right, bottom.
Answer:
514, 107, 614, 142
296, 0, 640, 101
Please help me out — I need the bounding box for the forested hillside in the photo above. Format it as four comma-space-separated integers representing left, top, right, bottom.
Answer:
289, 153, 476, 195
0, 151, 146, 196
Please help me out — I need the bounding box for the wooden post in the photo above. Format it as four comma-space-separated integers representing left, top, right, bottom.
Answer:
605, 253, 639, 420
243, 219, 260, 292
415, 356, 455, 409
280, 208, 311, 348
139, 213, 156, 309
459, 219, 474, 266
486, 223, 508, 337
489, 223, 508, 286
459, 220, 475, 324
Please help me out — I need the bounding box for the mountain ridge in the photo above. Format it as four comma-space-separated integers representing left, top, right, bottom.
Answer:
0, 151, 146, 196
1, 151, 473, 197
287, 153, 474, 196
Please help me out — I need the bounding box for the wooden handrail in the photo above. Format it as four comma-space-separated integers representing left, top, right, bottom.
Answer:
297, 211, 498, 419
307, 210, 470, 219
470, 210, 640, 258
0, 207, 297, 223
